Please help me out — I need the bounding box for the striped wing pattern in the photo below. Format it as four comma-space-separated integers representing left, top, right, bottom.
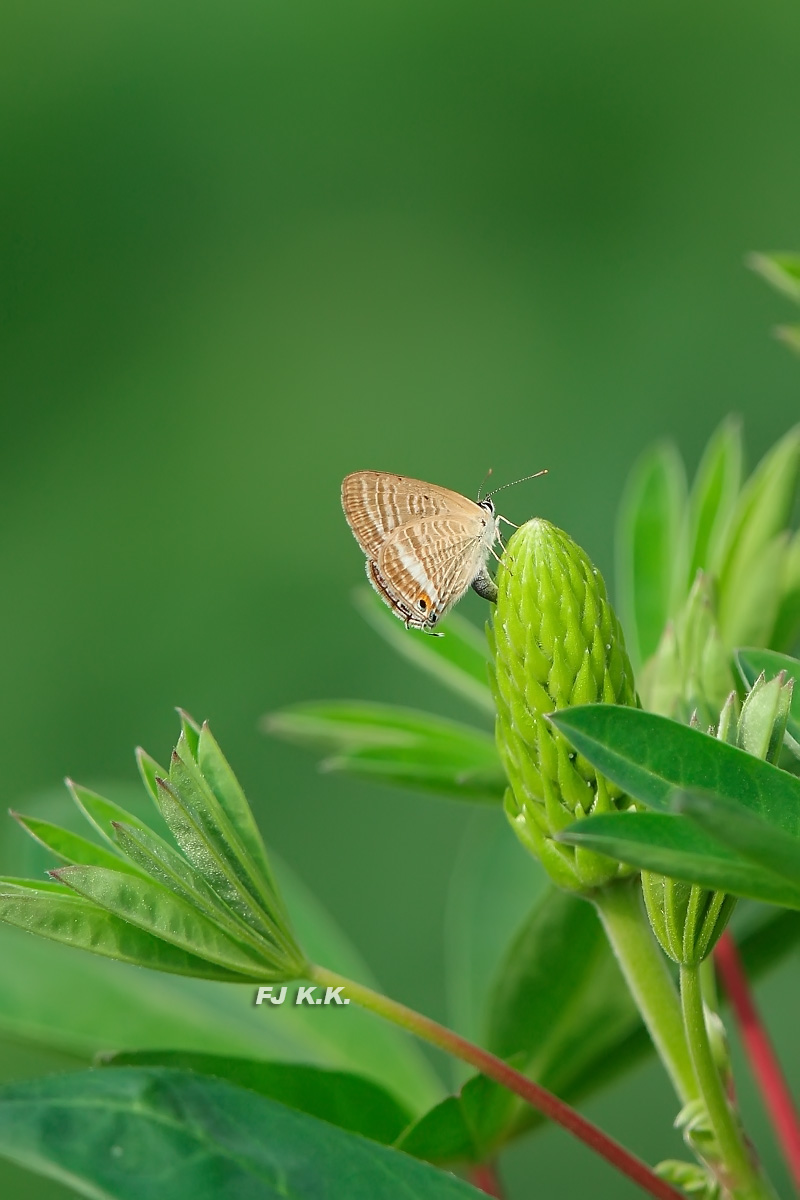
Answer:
341, 472, 496, 631
341, 471, 479, 560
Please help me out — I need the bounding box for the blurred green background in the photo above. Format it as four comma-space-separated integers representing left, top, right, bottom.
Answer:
2, 1, 799, 1196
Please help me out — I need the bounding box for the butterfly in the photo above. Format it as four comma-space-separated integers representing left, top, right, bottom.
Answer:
341, 470, 544, 633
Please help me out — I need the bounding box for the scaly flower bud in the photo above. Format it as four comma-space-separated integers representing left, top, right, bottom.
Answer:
489, 519, 639, 891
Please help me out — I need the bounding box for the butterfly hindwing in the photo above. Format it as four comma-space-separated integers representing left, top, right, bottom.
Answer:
377, 514, 489, 625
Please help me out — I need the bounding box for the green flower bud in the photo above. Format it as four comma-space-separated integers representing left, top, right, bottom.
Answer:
642, 673, 792, 965
639, 572, 734, 725
489, 519, 639, 891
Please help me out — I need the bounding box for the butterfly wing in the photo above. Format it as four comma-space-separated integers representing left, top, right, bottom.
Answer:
341, 471, 479, 559
376, 513, 492, 628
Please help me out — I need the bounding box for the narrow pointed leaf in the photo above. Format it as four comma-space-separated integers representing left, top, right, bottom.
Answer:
135, 748, 168, 805
550, 705, 800, 836
53, 865, 281, 977
0, 1068, 482, 1200
354, 587, 494, 714
0, 888, 257, 979
615, 441, 687, 667
769, 529, 800, 652
776, 323, 800, 354
0, 863, 441, 1115
736, 647, 800, 752
685, 416, 743, 588
747, 252, 800, 303
110, 821, 279, 957
155, 770, 294, 954
168, 742, 285, 924
268, 702, 504, 803
10, 813, 137, 873
103, 1051, 411, 1145
196, 720, 276, 888
675, 790, 800, 889
714, 425, 800, 640
556, 811, 800, 908
68, 780, 161, 850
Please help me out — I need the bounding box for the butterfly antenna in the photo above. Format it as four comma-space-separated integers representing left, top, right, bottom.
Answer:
485, 468, 548, 500
477, 467, 494, 502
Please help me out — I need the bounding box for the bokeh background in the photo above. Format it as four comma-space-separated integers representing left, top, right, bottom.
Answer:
2, 2, 799, 1196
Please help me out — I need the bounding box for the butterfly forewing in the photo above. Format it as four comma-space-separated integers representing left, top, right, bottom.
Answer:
342, 471, 480, 559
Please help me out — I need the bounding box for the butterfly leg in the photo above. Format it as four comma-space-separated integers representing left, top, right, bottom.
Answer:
471, 565, 498, 604
498, 514, 519, 530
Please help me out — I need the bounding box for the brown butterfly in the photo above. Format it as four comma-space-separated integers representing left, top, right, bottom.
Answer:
341, 470, 544, 633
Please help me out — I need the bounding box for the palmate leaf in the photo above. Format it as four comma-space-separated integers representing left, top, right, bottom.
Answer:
615, 441, 687, 669
103, 1051, 412, 1146
9, 812, 142, 875
0, 857, 442, 1117
267, 702, 505, 803
52, 865, 279, 977
0, 1068, 482, 1200
0, 884, 258, 981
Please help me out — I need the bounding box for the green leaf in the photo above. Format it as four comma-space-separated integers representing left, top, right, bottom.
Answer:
155, 756, 296, 955
102, 1051, 411, 1145
675, 790, 800, 891
9, 812, 138, 874
469, 886, 642, 1152
736, 647, 800, 753
615, 441, 687, 668
195, 719, 276, 888
353, 587, 494, 715
549, 704, 800, 835
684, 416, 743, 588
769, 529, 800, 652
396, 1073, 498, 1164
52, 865, 280, 977
109, 820, 282, 957
556, 811, 800, 908
0, 1068, 482, 1200
67, 780, 163, 850
776, 323, 800, 354
485, 889, 639, 1094
444, 809, 546, 1053
714, 425, 800, 645
747, 252, 800, 303
0, 860, 442, 1116
0, 887, 257, 980
267, 702, 505, 803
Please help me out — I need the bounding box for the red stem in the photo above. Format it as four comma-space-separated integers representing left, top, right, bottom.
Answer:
715, 930, 800, 1192
309, 965, 682, 1200
470, 1164, 503, 1197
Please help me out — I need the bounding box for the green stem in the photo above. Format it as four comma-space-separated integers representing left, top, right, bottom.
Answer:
307, 963, 683, 1200
592, 878, 698, 1106
680, 964, 769, 1200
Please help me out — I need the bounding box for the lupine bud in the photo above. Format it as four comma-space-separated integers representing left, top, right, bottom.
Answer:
642, 673, 792, 965
489, 519, 639, 891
